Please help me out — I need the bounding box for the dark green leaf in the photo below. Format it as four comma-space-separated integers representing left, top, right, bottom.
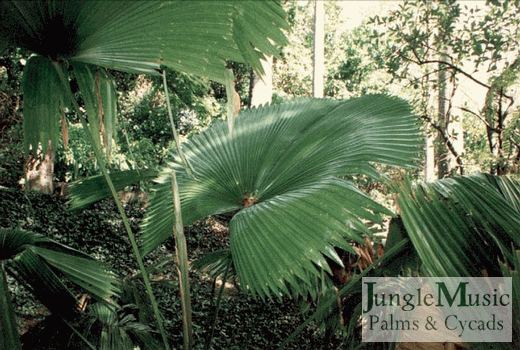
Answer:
68, 168, 158, 210
1, 1, 289, 83
0, 264, 22, 350
141, 95, 421, 297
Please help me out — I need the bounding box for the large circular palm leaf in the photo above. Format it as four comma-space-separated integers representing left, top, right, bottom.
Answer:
3, 0, 288, 156
141, 95, 421, 297
1, 1, 287, 79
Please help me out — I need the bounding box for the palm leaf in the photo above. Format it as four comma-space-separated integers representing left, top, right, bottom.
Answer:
1, 1, 288, 82
281, 238, 411, 349
396, 175, 520, 348
0, 226, 35, 260
33, 246, 120, 304
68, 168, 158, 210
191, 249, 234, 281
6, 0, 289, 167
71, 61, 117, 156
8, 247, 80, 317
0, 263, 22, 350
141, 95, 421, 297
86, 303, 162, 350
396, 175, 520, 278
1, 227, 120, 316
21, 55, 67, 156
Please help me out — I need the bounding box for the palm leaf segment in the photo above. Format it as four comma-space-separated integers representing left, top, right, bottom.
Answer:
396, 174, 520, 278
2, 0, 288, 156
0, 227, 120, 317
142, 95, 421, 297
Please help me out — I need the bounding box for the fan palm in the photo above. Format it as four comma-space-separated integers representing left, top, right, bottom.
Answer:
70, 94, 421, 347
284, 174, 520, 349
160, 97, 418, 296
2, 1, 289, 348
1, 0, 288, 158
73, 94, 420, 297
0, 227, 120, 350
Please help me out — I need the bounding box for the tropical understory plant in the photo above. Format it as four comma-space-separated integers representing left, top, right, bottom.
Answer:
139, 94, 422, 297
0, 227, 119, 350
71, 93, 422, 348
1, 1, 289, 348
281, 174, 520, 349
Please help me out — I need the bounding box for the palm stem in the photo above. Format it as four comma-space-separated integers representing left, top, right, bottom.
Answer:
171, 171, 193, 350
204, 260, 232, 350
162, 70, 196, 178
162, 69, 193, 349
51, 61, 171, 350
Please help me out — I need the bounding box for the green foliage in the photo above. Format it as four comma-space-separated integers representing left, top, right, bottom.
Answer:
0, 225, 121, 348
0, 262, 22, 350
397, 174, 520, 277
21, 56, 67, 157
85, 302, 163, 350
138, 95, 421, 298
0, 48, 25, 142
274, 0, 351, 98
0, 124, 24, 188
1, 1, 288, 81
366, 0, 520, 175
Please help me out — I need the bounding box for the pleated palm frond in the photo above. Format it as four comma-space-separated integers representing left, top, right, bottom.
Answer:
395, 174, 520, 349
396, 174, 520, 278
71, 61, 117, 154
68, 168, 158, 210
86, 303, 162, 350
21, 55, 68, 156
0, 227, 120, 318
141, 95, 421, 298
4, 0, 288, 157
1, 1, 287, 78
0, 262, 22, 350
21, 54, 118, 159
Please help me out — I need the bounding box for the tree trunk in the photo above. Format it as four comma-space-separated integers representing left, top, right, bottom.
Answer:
250, 56, 273, 108
25, 140, 54, 194
312, 0, 324, 98
424, 121, 436, 182
435, 55, 465, 178
482, 56, 520, 175
436, 62, 450, 179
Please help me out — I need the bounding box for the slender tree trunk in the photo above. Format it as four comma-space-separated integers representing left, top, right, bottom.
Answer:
424, 121, 436, 182
312, 0, 324, 98
436, 62, 449, 179
447, 105, 464, 175
250, 56, 273, 108
25, 139, 54, 194
482, 56, 520, 174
